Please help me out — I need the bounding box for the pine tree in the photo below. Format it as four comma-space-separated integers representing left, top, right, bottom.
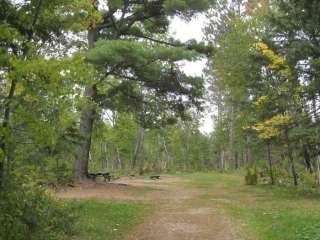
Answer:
75, 0, 216, 180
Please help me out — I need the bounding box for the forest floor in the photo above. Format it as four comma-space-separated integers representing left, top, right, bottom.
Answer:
57, 172, 320, 240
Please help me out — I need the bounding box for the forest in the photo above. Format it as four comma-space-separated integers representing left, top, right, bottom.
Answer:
1, 0, 320, 239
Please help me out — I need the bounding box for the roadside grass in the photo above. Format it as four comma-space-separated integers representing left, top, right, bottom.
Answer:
186, 172, 320, 240
69, 200, 152, 240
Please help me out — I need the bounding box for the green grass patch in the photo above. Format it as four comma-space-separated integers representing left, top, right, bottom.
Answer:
186, 172, 320, 240
69, 200, 152, 240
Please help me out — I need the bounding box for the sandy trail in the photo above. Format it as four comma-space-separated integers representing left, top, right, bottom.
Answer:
58, 175, 236, 240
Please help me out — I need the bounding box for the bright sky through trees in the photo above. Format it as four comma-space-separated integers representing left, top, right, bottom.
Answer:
170, 16, 213, 134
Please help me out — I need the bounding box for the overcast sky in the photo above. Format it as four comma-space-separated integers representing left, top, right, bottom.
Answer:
169, 16, 214, 134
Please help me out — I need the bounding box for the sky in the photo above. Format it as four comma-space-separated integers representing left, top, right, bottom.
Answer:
169, 16, 214, 134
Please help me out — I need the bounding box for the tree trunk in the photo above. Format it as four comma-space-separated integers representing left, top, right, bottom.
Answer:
315, 141, 320, 185
267, 142, 274, 185
312, 98, 320, 184
240, 150, 244, 168
289, 147, 298, 186
286, 131, 298, 186
229, 105, 235, 168
133, 127, 145, 175
74, 27, 98, 181
131, 134, 139, 170
235, 151, 238, 169
316, 154, 320, 186
138, 127, 144, 175
116, 147, 122, 169
0, 161, 3, 190
75, 85, 97, 180
162, 136, 170, 171
246, 133, 253, 167
302, 144, 313, 173
104, 143, 108, 170
0, 78, 17, 189
220, 149, 225, 170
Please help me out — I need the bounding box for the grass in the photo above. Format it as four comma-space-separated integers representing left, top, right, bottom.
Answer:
61, 172, 320, 240
186, 172, 320, 240
69, 200, 152, 240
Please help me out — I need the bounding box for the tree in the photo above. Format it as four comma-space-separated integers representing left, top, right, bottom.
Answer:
0, 1, 100, 239
269, 0, 320, 185
205, 0, 266, 170
0, 0, 100, 187
75, 0, 216, 180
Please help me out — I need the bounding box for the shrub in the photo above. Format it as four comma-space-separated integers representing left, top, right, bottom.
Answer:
0, 173, 77, 240
299, 169, 317, 187
245, 167, 258, 185
273, 167, 292, 186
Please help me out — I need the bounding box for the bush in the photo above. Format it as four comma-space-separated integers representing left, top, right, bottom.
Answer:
245, 167, 258, 185
273, 167, 292, 186
299, 169, 317, 187
0, 173, 77, 240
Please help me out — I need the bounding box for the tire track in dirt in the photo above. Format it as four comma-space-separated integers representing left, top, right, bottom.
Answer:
118, 176, 236, 240
58, 175, 237, 240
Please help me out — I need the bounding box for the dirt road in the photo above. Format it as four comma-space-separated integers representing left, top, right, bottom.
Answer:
58, 175, 236, 240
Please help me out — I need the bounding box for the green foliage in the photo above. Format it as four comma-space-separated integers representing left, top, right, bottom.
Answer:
87, 40, 197, 65
0, 2, 100, 239
0, 175, 76, 240
79, 0, 215, 135
164, 0, 215, 17
86, 38, 204, 125
245, 167, 258, 185
204, 0, 267, 172
0, 0, 98, 183
90, 113, 139, 172
89, 113, 212, 174
204, 0, 320, 187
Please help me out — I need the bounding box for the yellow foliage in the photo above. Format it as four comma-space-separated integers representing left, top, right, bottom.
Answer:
279, 68, 291, 78
255, 95, 270, 106
15, 83, 25, 95
262, 49, 275, 59
255, 42, 287, 70
268, 55, 285, 69
255, 42, 268, 50
24, 95, 37, 103
252, 114, 292, 140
